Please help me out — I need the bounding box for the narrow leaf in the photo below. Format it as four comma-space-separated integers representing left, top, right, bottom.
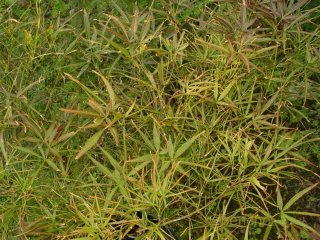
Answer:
0, 131, 8, 164
104, 37, 130, 58
60, 108, 100, 117
239, 52, 250, 73
55, 131, 76, 145
131, 120, 155, 151
283, 183, 318, 211
44, 158, 60, 172
263, 225, 272, 240
167, 137, 174, 159
15, 146, 41, 158
75, 129, 105, 159
93, 71, 116, 109
196, 38, 230, 54
174, 131, 204, 159
260, 89, 280, 114
105, 14, 128, 41
250, 176, 266, 191
218, 80, 235, 101
286, 211, 320, 217
153, 122, 160, 151
284, 214, 320, 237
244, 221, 250, 240
64, 73, 105, 102
111, 1, 129, 22
88, 154, 112, 176
277, 186, 283, 211
87, 99, 105, 115
99, 146, 122, 174
83, 9, 90, 38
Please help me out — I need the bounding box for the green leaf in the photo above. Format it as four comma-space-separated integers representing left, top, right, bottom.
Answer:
260, 90, 280, 115
284, 214, 320, 237
64, 73, 105, 103
75, 129, 105, 159
218, 80, 235, 101
250, 176, 266, 191
167, 136, 174, 159
105, 37, 130, 58
15, 146, 41, 158
262, 225, 272, 240
142, 67, 156, 88
99, 146, 122, 174
83, 9, 90, 38
0, 131, 8, 164
286, 211, 320, 217
153, 122, 160, 151
128, 161, 150, 177
88, 154, 112, 176
244, 221, 250, 240
174, 131, 204, 159
196, 38, 230, 54
283, 183, 318, 211
277, 186, 283, 211
93, 71, 116, 109
131, 120, 155, 151
111, 1, 129, 23
44, 158, 60, 172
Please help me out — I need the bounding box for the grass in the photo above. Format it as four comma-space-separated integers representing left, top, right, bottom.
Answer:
0, 0, 320, 239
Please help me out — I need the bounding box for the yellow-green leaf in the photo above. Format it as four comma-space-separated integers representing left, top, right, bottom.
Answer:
75, 129, 105, 159
250, 176, 266, 191
167, 137, 174, 159
99, 146, 122, 174
284, 214, 320, 237
283, 183, 318, 211
277, 186, 283, 211
60, 108, 101, 117
92, 71, 116, 109
153, 122, 160, 151
45, 158, 60, 172
174, 131, 204, 159
131, 120, 155, 151
218, 80, 235, 101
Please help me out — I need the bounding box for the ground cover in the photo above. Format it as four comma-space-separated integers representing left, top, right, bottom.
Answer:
0, 0, 320, 239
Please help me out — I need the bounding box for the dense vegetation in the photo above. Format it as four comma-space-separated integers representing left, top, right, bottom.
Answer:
0, 0, 319, 239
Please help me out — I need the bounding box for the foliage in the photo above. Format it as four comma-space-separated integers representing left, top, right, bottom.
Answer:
0, 0, 319, 239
